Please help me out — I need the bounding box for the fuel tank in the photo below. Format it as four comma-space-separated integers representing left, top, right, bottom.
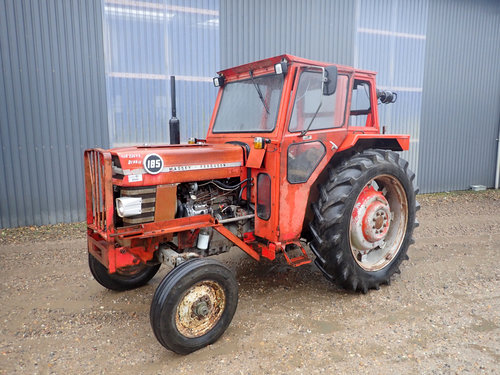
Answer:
111, 143, 244, 186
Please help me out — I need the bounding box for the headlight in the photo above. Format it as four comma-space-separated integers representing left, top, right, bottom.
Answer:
213, 76, 225, 87
116, 197, 142, 217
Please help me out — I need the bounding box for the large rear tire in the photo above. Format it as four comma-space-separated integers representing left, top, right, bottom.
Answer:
309, 149, 419, 293
150, 258, 238, 354
88, 253, 161, 291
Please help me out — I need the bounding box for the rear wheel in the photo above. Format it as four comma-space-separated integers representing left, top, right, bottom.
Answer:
88, 253, 161, 291
309, 149, 419, 292
150, 258, 238, 354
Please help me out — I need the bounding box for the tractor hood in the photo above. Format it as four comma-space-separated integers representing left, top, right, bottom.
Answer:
111, 143, 244, 186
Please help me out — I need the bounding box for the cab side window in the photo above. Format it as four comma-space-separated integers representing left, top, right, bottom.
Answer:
289, 71, 349, 132
349, 79, 372, 126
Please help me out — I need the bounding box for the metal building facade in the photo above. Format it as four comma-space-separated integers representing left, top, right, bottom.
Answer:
353, 0, 428, 185
101, 0, 220, 146
0, 0, 220, 228
221, 0, 427, 180
1, 0, 499, 228
221, 0, 500, 193
220, 0, 356, 68
418, 0, 500, 192
0, 0, 109, 228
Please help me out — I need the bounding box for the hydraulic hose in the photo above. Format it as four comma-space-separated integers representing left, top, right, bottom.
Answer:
212, 178, 251, 190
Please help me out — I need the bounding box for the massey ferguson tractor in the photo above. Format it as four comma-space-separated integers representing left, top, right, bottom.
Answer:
84, 55, 418, 354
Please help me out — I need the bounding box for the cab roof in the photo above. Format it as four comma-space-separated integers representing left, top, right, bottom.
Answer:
218, 54, 376, 77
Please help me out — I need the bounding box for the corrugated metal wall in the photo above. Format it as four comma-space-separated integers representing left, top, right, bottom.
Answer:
220, 0, 426, 178
354, 0, 429, 182
418, 0, 500, 193
101, 0, 220, 145
2, 0, 499, 228
221, 0, 500, 193
0, 0, 109, 228
220, 0, 355, 68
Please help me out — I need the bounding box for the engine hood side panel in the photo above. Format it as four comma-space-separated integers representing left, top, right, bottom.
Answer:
111, 144, 245, 186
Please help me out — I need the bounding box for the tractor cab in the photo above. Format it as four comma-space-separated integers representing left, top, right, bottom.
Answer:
205, 55, 395, 250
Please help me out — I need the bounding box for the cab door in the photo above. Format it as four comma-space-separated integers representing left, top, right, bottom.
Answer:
278, 67, 351, 242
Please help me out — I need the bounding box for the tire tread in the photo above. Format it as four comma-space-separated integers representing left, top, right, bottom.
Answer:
309, 149, 418, 292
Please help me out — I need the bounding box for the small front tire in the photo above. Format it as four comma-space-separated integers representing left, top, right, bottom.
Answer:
88, 253, 161, 291
150, 258, 238, 354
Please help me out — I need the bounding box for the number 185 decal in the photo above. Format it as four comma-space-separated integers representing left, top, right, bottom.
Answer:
143, 153, 164, 174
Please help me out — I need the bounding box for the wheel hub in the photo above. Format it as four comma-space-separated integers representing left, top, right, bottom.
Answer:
351, 186, 391, 250
363, 201, 390, 242
193, 298, 211, 318
349, 175, 409, 272
175, 280, 226, 338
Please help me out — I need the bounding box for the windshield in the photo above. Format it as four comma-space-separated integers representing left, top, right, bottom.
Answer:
289, 70, 349, 132
213, 74, 284, 133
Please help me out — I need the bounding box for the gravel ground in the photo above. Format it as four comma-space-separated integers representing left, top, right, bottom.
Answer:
1, 190, 499, 374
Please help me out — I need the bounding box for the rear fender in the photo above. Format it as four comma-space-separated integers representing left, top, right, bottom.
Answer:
338, 134, 410, 152
301, 134, 410, 239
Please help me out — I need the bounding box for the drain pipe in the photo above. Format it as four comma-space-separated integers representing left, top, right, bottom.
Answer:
495, 118, 500, 189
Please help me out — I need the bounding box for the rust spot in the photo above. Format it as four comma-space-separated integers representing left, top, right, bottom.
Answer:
374, 215, 384, 229
175, 280, 226, 338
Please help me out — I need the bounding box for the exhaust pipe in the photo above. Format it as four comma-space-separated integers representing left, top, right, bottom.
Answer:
169, 76, 180, 144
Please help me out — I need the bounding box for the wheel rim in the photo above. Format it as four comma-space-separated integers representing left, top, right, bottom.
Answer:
350, 175, 408, 271
175, 280, 226, 338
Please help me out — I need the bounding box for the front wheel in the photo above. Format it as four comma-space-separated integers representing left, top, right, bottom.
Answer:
309, 149, 419, 292
150, 258, 238, 354
88, 253, 161, 291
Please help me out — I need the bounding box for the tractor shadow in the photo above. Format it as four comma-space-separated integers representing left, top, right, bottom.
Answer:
216, 245, 350, 299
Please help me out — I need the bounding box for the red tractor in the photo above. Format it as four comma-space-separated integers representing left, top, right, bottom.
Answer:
84, 55, 418, 354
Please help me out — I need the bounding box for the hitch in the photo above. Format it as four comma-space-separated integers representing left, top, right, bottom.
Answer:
158, 247, 199, 267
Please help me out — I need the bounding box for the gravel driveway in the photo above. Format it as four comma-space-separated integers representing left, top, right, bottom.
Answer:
1, 191, 499, 374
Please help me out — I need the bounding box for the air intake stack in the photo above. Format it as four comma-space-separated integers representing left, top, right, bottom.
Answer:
169, 76, 180, 144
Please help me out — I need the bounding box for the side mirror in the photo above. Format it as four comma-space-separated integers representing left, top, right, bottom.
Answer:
322, 66, 338, 96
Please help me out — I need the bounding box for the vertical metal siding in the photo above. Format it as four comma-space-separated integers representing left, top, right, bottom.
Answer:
418, 0, 500, 193
222, 0, 500, 193
2, 0, 500, 229
222, 0, 426, 181
0, 0, 109, 228
220, 0, 355, 69
354, 0, 429, 184
101, 0, 220, 146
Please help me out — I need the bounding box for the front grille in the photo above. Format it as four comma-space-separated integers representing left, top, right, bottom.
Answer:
84, 149, 113, 236
120, 186, 156, 225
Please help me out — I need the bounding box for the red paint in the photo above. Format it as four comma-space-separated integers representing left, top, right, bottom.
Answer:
362, 201, 390, 241
352, 186, 391, 248
261, 242, 276, 261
